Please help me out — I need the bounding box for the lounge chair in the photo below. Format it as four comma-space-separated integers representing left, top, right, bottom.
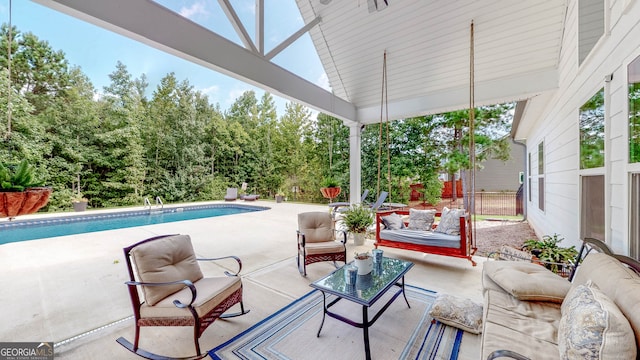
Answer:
328, 189, 370, 215
367, 191, 389, 211
224, 187, 238, 201
117, 234, 249, 359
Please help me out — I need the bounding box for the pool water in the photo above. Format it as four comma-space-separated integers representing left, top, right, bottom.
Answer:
0, 204, 267, 244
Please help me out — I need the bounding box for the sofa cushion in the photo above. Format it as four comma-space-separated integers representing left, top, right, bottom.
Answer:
407, 208, 435, 231
379, 229, 460, 248
558, 281, 636, 359
434, 207, 465, 235
481, 288, 561, 359
429, 293, 483, 334
484, 261, 570, 303
381, 212, 405, 230
131, 234, 204, 306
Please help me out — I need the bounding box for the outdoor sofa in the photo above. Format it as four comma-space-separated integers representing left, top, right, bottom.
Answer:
481, 252, 640, 359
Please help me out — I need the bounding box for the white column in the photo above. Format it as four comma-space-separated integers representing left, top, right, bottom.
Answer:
349, 123, 362, 204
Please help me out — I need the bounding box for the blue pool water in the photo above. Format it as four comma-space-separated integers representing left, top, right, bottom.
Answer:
0, 204, 267, 244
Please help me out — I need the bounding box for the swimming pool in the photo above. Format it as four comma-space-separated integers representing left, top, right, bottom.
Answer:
0, 204, 268, 244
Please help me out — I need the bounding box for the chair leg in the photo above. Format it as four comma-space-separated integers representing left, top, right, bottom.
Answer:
133, 324, 140, 350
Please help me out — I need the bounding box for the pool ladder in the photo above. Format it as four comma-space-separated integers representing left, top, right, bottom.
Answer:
144, 196, 164, 214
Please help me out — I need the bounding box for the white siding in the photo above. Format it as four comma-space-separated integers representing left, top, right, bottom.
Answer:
519, 0, 640, 253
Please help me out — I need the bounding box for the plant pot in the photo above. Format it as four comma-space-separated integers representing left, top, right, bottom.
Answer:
320, 186, 341, 200
354, 256, 373, 275
352, 232, 366, 246
0, 187, 52, 218
73, 201, 88, 212
275, 195, 284, 203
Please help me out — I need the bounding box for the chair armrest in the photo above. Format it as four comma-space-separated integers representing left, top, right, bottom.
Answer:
297, 230, 305, 246
336, 230, 347, 244
125, 279, 197, 307
198, 255, 243, 276
487, 350, 531, 360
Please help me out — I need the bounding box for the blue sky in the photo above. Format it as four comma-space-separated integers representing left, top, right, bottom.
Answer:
2, 0, 328, 116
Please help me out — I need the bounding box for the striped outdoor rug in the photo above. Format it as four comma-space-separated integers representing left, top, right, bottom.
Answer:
210, 285, 463, 360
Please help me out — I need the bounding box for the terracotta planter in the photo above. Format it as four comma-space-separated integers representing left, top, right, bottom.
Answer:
320, 186, 341, 200
0, 187, 52, 218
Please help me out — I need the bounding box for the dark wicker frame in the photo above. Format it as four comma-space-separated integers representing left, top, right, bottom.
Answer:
116, 234, 249, 360
296, 222, 347, 277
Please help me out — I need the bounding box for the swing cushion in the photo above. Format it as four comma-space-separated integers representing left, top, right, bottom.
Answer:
378, 229, 461, 248
435, 207, 465, 235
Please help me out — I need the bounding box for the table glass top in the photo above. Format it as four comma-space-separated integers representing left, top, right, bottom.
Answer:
310, 257, 413, 306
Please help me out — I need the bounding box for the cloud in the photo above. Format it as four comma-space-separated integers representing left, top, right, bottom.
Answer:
317, 73, 331, 91
179, 1, 209, 20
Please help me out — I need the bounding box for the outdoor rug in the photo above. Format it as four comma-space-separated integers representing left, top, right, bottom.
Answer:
209, 285, 463, 360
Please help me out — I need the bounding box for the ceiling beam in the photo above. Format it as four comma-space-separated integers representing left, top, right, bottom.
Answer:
265, 16, 322, 60
255, 0, 264, 55
33, 0, 357, 123
218, 0, 258, 54
356, 67, 559, 123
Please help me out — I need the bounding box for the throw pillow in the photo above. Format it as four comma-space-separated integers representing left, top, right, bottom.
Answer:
484, 261, 570, 303
407, 208, 436, 230
381, 212, 405, 230
428, 294, 483, 334
558, 281, 636, 359
435, 207, 465, 235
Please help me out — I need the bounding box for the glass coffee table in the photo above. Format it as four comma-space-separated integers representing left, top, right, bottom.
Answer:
310, 257, 414, 360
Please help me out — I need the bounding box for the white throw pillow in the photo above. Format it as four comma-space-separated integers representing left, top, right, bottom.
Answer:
428, 293, 483, 334
558, 281, 636, 359
435, 207, 465, 235
407, 208, 436, 231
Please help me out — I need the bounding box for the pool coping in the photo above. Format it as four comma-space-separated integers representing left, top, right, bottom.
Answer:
0, 203, 270, 231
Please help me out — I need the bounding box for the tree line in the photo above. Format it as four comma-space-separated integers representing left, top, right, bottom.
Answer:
1, 25, 512, 212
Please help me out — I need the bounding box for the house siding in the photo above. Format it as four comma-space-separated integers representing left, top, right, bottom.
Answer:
475, 141, 525, 192
518, 0, 640, 253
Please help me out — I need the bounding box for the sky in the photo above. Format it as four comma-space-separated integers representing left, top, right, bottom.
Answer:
1, 0, 330, 116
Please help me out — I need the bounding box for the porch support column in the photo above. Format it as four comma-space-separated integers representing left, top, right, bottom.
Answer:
349, 123, 363, 204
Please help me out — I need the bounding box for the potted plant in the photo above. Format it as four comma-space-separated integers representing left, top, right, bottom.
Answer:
341, 204, 374, 245
72, 193, 89, 212
353, 251, 373, 275
0, 160, 52, 218
320, 176, 341, 200
275, 190, 285, 203
522, 233, 578, 276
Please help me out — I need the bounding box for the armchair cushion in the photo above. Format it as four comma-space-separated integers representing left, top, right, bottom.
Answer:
484, 261, 570, 303
140, 276, 242, 318
298, 212, 334, 243
131, 234, 204, 306
303, 241, 346, 255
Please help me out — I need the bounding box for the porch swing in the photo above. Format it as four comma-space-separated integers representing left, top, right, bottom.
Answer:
373, 24, 478, 266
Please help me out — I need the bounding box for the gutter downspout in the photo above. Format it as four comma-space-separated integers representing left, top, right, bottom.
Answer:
511, 100, 528, 221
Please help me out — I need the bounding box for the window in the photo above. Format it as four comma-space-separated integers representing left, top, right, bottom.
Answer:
537, 142, 545, 211
580, 88, 605, 169
631, 174, 640, 260
578, 0, 604, 65
528, 152, 532, 202
581, 175, 605, 241
629, 55, 640, 163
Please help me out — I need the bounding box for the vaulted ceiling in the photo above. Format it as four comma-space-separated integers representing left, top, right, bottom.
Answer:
34, 0, 567, 125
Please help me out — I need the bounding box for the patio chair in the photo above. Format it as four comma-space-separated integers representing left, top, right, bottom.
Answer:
224, 187, 238, 201
117, 234, 249, 360
567, 237, 613, 281
297, 212, 347, 276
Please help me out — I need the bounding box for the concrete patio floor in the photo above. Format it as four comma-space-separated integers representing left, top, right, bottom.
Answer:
0, 201, 485, 359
